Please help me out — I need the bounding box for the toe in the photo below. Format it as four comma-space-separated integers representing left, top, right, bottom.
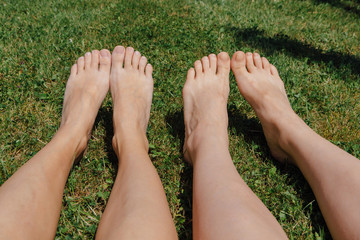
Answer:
270, 64, 279, 77
112, 45, 125, 69
99, 49, 111, 72
194, 60, 203, 77
132, 51, 141, 69
253, 53, 262, 68
139, 56, 147, 73
124, 47, 134, 69
91, 50, 100, 69
187, 67, 195, 81
216, 52, 230, 76
84, 52, 91, 69
201, 56, 210, 72
77, 56, 85, 73
230, 51, 246, 73
208, 54, 217, 73
145, 64, 153, 79
262, 57, 270, 72
245, 52, 256, 72
70, 64, 77, 76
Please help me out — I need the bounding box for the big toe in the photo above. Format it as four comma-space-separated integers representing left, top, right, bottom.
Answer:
99, 49, 111, 72
231, 51, 247, 75
216, 52, 230, 76
112, 45, 125, 69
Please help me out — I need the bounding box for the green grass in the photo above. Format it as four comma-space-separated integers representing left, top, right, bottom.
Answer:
1, 0, 360, 239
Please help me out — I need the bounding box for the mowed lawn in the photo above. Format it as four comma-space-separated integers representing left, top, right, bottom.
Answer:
1, 0, 359, 239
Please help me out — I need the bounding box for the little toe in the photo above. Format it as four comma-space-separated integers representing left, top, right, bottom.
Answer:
230, 51, 246, 73
139, 56, 147, 73
194, 60, 203, 77
132, 51, 141, 69
99, 49, 111, 72
91, 50, 100, 69
124, 47, 134, 69
145, 64, 153, 79
208, 54, 217, 73
84, 52, 92, 69
77, 56, 85, 73
112, 45, 125, 69
201, 56, 210, 72
245, 52, 256, 72
270, 64, 279, 77
216, 52, 230, 76
253, 53, 262, 68
262, 57, 270, 72
186, 67, 195, 81
70, 64, 77, 76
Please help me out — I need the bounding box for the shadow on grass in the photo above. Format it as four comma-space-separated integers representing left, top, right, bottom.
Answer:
165, 109, 193, 240
166, 106, 331, 239
312, 0, 360, 16
228, 103, 331, 239
96, 107, 119, 173
228, 27, 360, 79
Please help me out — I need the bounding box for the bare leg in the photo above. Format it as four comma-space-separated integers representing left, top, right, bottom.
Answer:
231, 51, 360, 240
95, 46, 177, 240
182, 52, 288, 240
0, 50, 111, 239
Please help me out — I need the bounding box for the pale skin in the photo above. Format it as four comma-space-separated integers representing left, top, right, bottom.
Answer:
95, 46, 177, 239
183, 52, 288, 240
230, 51, 360, 240
0, 47, 359, 240
184, 51, 360, 240
0, 46, 177, 240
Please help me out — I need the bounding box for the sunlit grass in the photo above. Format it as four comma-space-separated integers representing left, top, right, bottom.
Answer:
1, 0, 359, 239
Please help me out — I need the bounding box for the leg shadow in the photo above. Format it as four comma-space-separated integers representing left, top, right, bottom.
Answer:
227, 27, 360, 80
228, 103, 331, 239
312, 0, 360, 16
95, 106, 119, 173
165, 109, 193, 240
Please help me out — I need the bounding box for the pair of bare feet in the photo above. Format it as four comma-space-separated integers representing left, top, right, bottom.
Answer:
61, 46, 153, 161
183, 51, 302, 165
61, 46, 297, 167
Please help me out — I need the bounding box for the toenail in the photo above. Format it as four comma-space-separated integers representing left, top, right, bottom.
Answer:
100, 52, 109, 58
135, 51, 140, 55
219, 53, 228, 60
85, 52, 91, 56
119, 47, 125, 53
236, 53, 242, 61
254, 53, 259, 57
246, 52, 252, 56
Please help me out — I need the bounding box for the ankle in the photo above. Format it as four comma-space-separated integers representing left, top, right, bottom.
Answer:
275, 114, 311, 158
56, 125, 89, 158
112, 126, 149, 155
186, 123, 229, 159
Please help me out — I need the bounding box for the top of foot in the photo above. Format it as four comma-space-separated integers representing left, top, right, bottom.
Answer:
231, 51, 301, 163
110, 46, 153, 152
61, 49, 111, 159
182, 52, 231, 163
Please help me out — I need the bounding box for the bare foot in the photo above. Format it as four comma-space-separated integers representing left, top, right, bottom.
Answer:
110, 46, 153, 152
182, 52, 231, 163
230, 51, 303, 163
61, 49, 111, 158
